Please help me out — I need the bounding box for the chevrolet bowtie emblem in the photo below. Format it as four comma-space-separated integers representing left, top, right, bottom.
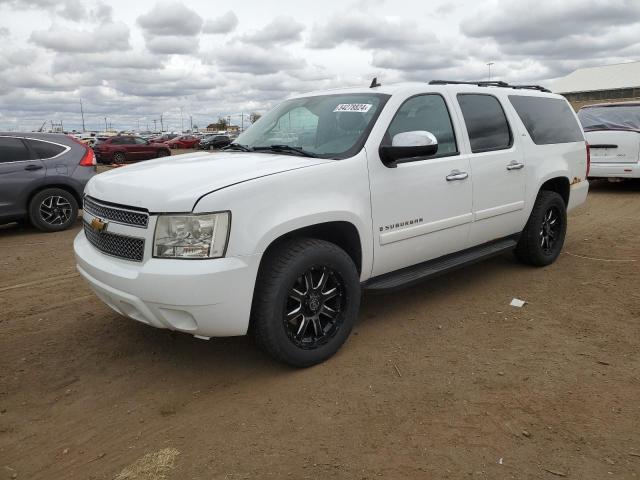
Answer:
90, 217, 108, 233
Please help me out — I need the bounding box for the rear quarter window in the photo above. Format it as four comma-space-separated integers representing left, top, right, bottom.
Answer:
26, 139, 66, 159
509, 96, 584, 145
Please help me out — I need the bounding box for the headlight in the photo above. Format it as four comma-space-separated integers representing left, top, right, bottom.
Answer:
153, 212, 230, 259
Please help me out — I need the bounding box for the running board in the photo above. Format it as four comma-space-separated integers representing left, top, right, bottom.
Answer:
364, 237, 518, 292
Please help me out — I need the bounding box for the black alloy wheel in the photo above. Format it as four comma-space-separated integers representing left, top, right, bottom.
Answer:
515, 190, 567, 266
540, 206, 561, 255
284, 266, 345, 350
251, 238, 361, 367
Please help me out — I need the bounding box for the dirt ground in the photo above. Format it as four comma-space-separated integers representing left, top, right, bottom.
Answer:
1, 180, 639, 480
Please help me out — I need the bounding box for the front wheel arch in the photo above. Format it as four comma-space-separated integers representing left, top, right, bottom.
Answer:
259, 221, 363, 275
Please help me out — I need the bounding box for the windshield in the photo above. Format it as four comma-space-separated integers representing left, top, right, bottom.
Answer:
578, 105, 640, 131
234, 93, 390, 159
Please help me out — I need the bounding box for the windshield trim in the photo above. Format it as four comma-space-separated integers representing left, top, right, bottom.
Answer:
238, 93, 392, 161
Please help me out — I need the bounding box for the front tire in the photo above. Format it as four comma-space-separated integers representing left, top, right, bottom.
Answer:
29, 188, 78, 232
515, 191, 567, 266
251, 238, 361, 367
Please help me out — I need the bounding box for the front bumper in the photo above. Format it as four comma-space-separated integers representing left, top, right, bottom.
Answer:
74, 231, 261, 337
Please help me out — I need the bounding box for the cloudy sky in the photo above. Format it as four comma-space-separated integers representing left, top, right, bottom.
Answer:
0, 0, 638, 132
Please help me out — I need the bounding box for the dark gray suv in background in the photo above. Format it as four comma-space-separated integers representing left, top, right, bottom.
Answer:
0, 133, 96, 232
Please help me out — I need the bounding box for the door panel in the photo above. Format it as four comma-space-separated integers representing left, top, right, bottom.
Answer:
454, 93, 526, 246
368, 94, 473, 277
0, 137, 45, 219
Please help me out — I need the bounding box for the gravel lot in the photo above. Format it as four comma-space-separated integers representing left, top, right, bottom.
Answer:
1, 180, 639, 480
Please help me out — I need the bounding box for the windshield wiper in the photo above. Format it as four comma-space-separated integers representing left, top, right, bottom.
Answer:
223, 143, 253, 152
253, 144, 317, 158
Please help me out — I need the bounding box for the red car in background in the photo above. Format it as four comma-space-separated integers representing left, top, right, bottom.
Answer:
93, 136, 171, 164
164, 135, 200, 149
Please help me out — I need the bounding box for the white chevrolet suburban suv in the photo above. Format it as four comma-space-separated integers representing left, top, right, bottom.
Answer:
74, 80, 589, 367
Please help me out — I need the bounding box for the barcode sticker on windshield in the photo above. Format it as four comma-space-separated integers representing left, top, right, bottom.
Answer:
333, 104, 372, 113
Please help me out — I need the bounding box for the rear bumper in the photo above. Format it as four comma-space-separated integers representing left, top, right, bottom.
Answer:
568, 180, 589, 212
74, 231, 261, 337
589, 162, 640, 178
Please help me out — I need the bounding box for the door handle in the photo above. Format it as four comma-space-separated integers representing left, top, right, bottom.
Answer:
24, 164, 43, 171
507, 161, 524, 170
446, 170, 468, 181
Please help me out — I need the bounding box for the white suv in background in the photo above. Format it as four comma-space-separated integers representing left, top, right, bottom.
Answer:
578, 101, 640, 179
74, 80, 589, 367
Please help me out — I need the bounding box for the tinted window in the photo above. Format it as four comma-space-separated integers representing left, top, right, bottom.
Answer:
133, 137, 148, 145
110, 137, 125, 145
26, 139, 66, 159
510, 96, 584, 144
457, 94, 512, 153
0, 137, 31, 163
577, 105, 640, 132
384, 94, 458, 156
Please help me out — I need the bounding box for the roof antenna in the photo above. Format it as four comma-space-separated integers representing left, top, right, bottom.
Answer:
370, 77, 381, 88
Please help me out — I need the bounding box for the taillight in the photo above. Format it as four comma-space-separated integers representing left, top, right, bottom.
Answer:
585, 142, 591, 177
79, 147, 96, 166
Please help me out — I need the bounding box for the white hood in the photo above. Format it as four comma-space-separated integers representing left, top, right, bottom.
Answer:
86, 151, 330, 211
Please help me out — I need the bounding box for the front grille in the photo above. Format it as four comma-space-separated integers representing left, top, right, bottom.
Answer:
83, 222, 145, 262
83, 196, 149, 228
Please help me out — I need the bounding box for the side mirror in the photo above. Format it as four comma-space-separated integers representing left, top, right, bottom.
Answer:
379, 131, 438, 168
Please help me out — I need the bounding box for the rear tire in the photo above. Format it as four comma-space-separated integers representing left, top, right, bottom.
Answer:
112, 152, 126, 164
251, 238, 361, 367
515, 191, 567, 266
29, 188, 78, 232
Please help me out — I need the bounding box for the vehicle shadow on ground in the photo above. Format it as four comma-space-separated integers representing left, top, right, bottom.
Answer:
62, 251, 522, 381
588, 178, 640, 193
0, 217, 82, 240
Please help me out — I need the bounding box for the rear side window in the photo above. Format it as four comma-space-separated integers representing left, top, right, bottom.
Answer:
26, 139, 66, 159
385, 94, 458, 156
457, 94, 512, 153
0, 137, 31, 163
509, 96, 584, 144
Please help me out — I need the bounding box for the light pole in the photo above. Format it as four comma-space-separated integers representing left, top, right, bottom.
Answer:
79, 98, 86, 132
486, 62, 495, 82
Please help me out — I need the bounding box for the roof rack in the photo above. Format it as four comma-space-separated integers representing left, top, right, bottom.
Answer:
428, 80, 551, 93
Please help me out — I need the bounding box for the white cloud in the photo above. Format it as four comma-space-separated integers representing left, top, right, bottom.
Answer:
203, 11, 238, 34
30, 22, 130, 53
137, 1, 203, 36
0, 0, 639, 131
242, 16, 304, 45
